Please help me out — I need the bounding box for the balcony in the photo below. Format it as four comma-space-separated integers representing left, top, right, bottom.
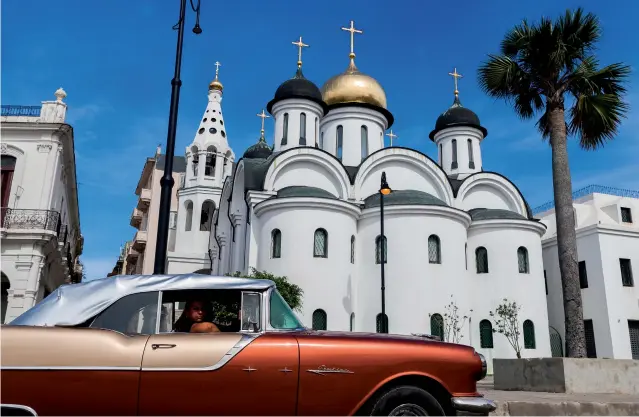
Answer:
130, 207, 143, 228
1, 208, 61, 234
126, 246, 139, 263
132, 230, 147, 251
136, 188, 152, 211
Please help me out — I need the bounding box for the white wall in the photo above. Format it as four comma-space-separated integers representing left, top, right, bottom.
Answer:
433, 126, 484, 179
271, 99, 323, 152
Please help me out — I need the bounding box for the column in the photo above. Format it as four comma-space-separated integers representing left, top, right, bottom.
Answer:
24, 255, 45, 309
230, 213, 244, 274
197, 150, 207, 183
185, 153, 193, 182
214, 154, 224, 186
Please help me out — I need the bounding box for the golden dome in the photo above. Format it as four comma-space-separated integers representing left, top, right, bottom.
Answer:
321, 59, 387, 109
209, 76, 223, 92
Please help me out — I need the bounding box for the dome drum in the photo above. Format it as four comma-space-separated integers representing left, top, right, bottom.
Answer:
267, 68, 327, 115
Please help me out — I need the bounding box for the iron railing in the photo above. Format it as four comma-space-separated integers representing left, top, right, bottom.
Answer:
1, 105, 41, 117
533, 184, 639, 215
1, 208, 61, 232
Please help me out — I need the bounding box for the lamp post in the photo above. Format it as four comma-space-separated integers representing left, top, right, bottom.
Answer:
379, 171, 391, 333
153, 0, 202, 275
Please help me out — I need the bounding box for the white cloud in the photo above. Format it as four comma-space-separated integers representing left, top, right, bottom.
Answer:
82, 258, 116, 281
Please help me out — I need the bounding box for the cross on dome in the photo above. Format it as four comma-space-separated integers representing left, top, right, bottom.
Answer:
256, 109, 270, 139
386, 129, 398, 146
209, 61, 223, 91
341, 20, 363, 60
292, 36, 309, 69
448, 68, 463, 97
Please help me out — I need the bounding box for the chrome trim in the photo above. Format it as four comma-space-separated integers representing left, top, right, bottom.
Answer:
1, 365, 139, 371
476, 351, 488, 380
306, 365, 354, 375
242, 366, 257, 372
141, 333, 257, 371
1, 404, 38, 416
154, 290, 163, 334
451, 397, 496, 413
279, 367, 293, 373
240, 291, 262, 333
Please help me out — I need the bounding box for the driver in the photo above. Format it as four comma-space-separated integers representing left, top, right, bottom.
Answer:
173, 299, 220, 333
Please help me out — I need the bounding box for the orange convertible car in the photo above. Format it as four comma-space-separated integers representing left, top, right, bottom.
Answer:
1, 274, 495, 416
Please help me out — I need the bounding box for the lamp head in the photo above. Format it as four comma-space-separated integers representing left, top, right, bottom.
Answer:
192, 23, 202, 34
380, 172, 391, 195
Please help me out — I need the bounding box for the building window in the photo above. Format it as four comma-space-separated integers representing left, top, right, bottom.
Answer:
620, 258, 634, 287
319, 131, 324, 149
578, 261, 588, 289
281, 113, 289, 146
350, 235, 355, 264
1, 155, 17, 208
430, 314, 444, 340
439, 144, 443, 166
376, 313, 388, 333
628, 320, 639, 360
315, 117, 318, 147
375, 235, 387, 264
465, 243, 468, 270
185, 200, 193, 231
479, 319, 494, 348
205, 146, 216, 176
476, 247, 488, 274
428, 235, 441, 264
451, 139, 458, 169
299, 112, 306, 145
361, 125, 368, 160
468, 139, 475, 169
350, 313, 355, 331
271, 229, 282, 258
312, 309, 327, 330
517, 246, 529, 273
200, 200, 214, 231
544, 270, 548, 294
191, 146, 199, 176
336, 125, 343, 161
584, 319, 597, 358
523, 320, 536, 349
621, 207, 633, 223
313, 228, 328, 258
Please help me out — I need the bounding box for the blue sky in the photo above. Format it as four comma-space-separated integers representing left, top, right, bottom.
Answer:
2, 0, 637, 280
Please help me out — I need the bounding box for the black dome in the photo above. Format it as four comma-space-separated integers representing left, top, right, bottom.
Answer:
243, 136, 273, 159
429, 96, 487, 140
266, 68, 327, 114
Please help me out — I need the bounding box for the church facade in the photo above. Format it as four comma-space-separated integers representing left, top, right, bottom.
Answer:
166, 22, 552, 364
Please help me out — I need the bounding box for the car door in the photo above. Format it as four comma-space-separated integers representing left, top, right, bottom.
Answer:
137, 291, 300, 416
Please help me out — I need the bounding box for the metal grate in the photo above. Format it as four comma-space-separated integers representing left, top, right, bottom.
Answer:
428, 235, 441, 264
517, 247, 529, 273
479, 320, 494, 348
430, 314, 444, 340
313, 229, 327, 257
620, 259, 634, 287
584, 319, 597, 358
271, 229, 281, 258
375, 235, 387, 264
523, 320, 536, 349
533, 185, 639, 215
1, 105, 41, 117
628, 321, 639, 360
312, 309, 327, 330
621, 207, 633, 223
476, 247, 488, 273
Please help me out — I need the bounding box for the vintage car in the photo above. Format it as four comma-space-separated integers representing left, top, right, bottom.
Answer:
1, 274, 496, 416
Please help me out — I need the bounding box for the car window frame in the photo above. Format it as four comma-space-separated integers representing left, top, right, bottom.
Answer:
86, 290, 162, 336
264, 287, 306, 332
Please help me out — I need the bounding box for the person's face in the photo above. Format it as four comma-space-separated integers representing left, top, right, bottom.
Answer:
186, 301, 205, 322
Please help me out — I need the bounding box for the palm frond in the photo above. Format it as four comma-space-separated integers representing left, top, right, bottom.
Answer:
569, 93, 630, 149
501, 20, 532, 58
559, 8, 601, 58
567, 58, 631, 97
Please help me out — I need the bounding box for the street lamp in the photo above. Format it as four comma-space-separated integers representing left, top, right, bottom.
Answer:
153, 0, 203, 275
379, 171, 391, 333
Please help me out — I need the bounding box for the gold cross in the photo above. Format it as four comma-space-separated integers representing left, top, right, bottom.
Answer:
256, 109, 270, 134
448, 68, 462, 96
214, 61, 222, 78
292, 36, 309, 68
386, 130, 398, 146
341, 20, 363, 59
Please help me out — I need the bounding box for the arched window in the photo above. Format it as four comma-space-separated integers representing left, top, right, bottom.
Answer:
1, 155, 17, 209
315, 117, 318, 147
312, 309, 327, 330
299, 112, 306, 145
476, 247, 488, 273
281, 113, 289, 146
350, 235, 355, 264
313, 228, 328, 258
451, 139, 458, 169
350, 312, 355, 331
200, 200, 215, 231
205, 146, 217, 176
375, 235, 387, 264
185, 201, 193, 231
430, 314, 444, 340
271, 229, 282, 258
468, 139, 475, 169
479, 319, 494, 348
439, 144, 443, 165
376, 313, 388, 333
191, 146, 199, 176
428, 235, 441, 264
336, 125, 343, 161
361, 125, 368, 160
518, 246, 529, 273
523, 320, 536, 349
319, 131, 324, 149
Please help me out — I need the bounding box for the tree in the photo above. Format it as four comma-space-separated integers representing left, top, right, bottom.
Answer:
429, 295, 471, 343
490, 299, 523, 359
227, 268, 303, 312
477, 8, 630, 357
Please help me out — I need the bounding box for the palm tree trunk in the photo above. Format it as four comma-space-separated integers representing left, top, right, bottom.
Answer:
548, 102, 587, 358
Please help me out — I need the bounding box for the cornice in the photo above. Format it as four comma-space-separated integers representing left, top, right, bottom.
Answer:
254, 197, 361, 219
469, 219, 547, 236
542, 223, 639, 248
360, 204, 472, 227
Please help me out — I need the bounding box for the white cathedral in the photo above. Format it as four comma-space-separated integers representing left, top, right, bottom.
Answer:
165, 22, 552, 363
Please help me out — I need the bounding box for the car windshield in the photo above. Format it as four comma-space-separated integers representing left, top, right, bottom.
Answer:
269, 290, 304, 330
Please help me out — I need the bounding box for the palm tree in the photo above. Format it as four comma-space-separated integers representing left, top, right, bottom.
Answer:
477, 8, 630, 358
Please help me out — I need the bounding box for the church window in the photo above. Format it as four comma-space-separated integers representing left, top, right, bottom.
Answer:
209, 127, 217, 134
468, 139, 475, 169
319, 132, 324, 149
200, 200, 215, 231
350, 312, 355, 331
376, 313, 388, 333
476, 247, 488, 273
221, 130, 226, 138
430, 314, 444, 340
271, 229, 282, 258
523, 320, 536, 349
281, 113, 289, 146
350, 235, 355, 264
621, 207, 632, 223
479, 320, 494, 348
361, 125, 368, 160
315, 117, 318, 147
375, 235, 387, 264
198, 128, 204, 134
212, 118, 217, 122
313, 228, 328, 258
336, 125, 343, 161
312, 309, 327, 330
439, 144, 443, 166
203, 118, 207, 122
451, 139, 458, 169
517, 246, 529, 273
220, 120, 224, 126
205, 146, 216, 176
299, 112, 306, 145
185, 200, 193, 231
191, 146, 199, 176
428, 235, 441, 264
